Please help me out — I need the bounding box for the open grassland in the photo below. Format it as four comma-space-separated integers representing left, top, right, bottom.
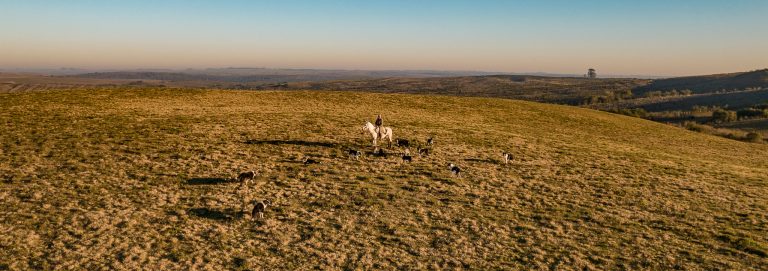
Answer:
1, 88, 767, 270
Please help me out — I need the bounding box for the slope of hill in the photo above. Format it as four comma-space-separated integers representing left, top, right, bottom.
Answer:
285, 75, 650, 104
633, 69, 768, 95
1, 88, 765, 270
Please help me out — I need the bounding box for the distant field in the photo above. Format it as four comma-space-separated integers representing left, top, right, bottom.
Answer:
1, 88, 766, 270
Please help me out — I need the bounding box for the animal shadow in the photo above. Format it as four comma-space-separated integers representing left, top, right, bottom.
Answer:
188, 207, 243, 221
186, 177, 233, 185
244, 139, 339, 148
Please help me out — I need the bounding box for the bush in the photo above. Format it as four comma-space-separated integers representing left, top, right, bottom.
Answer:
615, 89, 633, 99
614, 108, 648, 118
664, 89, 679, 96
692, 105, 719, 113
645, 91, 663, 98
683, 121, 705, 132
746, 132, 763, 143
737, 108, 768, 119
712, 109, 737, 123
681, 121, 760, 144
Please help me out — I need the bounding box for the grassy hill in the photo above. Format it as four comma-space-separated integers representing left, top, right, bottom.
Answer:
286, 75, 649, 105
633, 69, 768, 95
1, 88, 766, 270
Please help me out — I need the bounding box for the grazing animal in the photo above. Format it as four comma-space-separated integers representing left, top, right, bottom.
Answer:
362, 121, 393, 147
348, 149, 362, 160
251, 200, 272, 220
448, 163, 462, 177
417, 146, 430, 156
502, 152, 513, 164
401, 155, 412, 163
396, 139, 410, 148
426, 137, 434, 146
402, 150, 412, 163
237, 170, 256, 187
303, 158, 321, 165
373, 148, 387, 158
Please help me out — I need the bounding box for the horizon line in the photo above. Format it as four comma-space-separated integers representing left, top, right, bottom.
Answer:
1, 65, 722, 78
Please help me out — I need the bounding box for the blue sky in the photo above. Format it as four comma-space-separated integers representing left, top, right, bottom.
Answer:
1, 0, 766, 75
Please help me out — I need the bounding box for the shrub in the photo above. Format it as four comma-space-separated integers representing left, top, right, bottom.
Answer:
681, 122, 759, 143
711, 109, 737, 123
692, 105, 718, 113
664, 89, 679, 96
746, 132, 763, 143
615, 89, 633, 99
645, 91, 663, 98
737, 108, 767, 119
683, 121, 705, 132
615, 108, 648, 118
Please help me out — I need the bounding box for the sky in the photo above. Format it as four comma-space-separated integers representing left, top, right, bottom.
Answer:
1, 0, 767, 76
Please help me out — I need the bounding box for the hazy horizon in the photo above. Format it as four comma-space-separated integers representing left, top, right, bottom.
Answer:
0, 66, 672, 78
2, 0, 767, 77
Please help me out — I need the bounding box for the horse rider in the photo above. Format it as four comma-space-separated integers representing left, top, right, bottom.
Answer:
375, 114, 383, 138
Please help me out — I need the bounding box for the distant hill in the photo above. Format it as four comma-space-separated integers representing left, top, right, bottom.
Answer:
3, 71, 648, 99
65, 70, 649, 104
283, 75, 649, 104
71, 71, 367, 84
69, 69, 514, 84
633, 69, 768, 95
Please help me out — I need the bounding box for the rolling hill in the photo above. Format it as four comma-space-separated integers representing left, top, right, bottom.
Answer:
4, 72, 650, 105
284, 75, 649, 104
68, 68, 513, 85
1, 88, 766, 270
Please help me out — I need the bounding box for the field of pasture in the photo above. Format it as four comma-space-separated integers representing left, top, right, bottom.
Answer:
1, 88, 766, 270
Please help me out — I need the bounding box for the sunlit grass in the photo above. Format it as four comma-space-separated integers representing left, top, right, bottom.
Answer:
1, 88, 766, 269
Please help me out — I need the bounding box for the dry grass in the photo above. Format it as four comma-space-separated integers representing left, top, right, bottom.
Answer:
1, 88, 767, 270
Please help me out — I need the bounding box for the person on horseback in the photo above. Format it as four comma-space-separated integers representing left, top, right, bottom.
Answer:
375, 114, 383, 138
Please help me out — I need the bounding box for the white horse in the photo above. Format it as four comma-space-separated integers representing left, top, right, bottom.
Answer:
361, 121, 393, 148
